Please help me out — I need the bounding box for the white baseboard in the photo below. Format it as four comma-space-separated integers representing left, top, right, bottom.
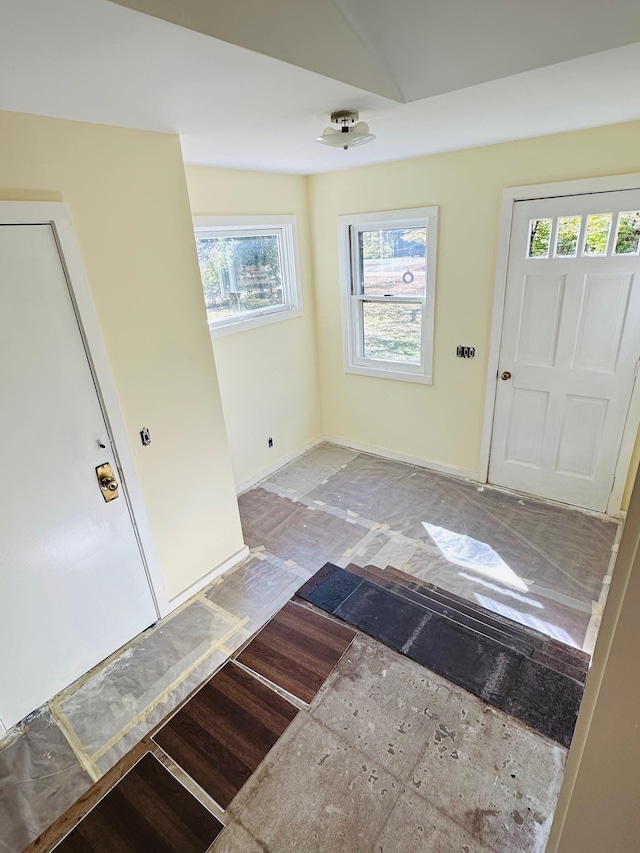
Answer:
164, 545, 250, 615
324, 435, 479, 482
236, 436, 325, 495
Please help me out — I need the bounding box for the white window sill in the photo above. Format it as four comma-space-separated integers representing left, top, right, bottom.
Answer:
209, 305, 302, 339
345, 362, 433, 385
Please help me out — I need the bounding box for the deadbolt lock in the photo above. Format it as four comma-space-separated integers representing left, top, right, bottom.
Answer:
96, 462, 120, 502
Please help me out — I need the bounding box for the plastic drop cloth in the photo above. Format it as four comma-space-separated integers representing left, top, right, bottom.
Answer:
247, 446, 618, 650
0, 553, 311, 851
264, 442, 359, 497
0, 708, 90, 853
56, 555, 308, 776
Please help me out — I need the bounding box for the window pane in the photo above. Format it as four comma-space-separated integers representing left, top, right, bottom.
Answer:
362, 302, 422, 364
358, 227, 426, 296
196, 234, 283, 322
614, 211, 640, 255
555, 216, 581, 257
528, 219, 552, 258
583, 213, 612, 256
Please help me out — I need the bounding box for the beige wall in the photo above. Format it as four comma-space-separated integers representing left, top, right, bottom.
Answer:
309, 120, 640, 502
185, 165, 322, 489
0, 110, 244, 600
548, 464, 640, 852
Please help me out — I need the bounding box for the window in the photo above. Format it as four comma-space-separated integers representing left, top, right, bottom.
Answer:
338, 207, 437, 383
193, 215, 302, 336
527, 210, 640, 259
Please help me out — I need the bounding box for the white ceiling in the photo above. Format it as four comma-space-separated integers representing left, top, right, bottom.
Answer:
334, 0, 640, 102
0, 0, 639, 174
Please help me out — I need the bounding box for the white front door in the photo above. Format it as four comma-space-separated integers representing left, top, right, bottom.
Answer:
489, 190, 640, 512
0, 224, 157, 730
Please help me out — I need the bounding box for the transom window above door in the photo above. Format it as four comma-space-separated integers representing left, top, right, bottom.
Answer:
527, 210, 640, 259
338, 207, 438, 384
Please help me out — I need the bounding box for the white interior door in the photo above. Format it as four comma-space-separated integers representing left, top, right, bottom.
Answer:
0, 224, 157, 730
489, 190, 640, 512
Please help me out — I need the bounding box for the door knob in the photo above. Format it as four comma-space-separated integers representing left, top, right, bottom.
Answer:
96, 463, 120, 502
501, 371, 512, 380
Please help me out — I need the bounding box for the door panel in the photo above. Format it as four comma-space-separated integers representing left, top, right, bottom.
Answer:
505, 389, 548, 466
555, 396, 608, 477
489, 190, 640, 511
573, 274, 630, 372
516, 275, 565, 366
0, 225, 157, 729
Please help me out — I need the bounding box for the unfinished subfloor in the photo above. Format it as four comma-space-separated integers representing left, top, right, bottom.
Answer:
0, 443, 618, 852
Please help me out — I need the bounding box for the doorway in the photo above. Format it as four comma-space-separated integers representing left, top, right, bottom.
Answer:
483, 181, 640, 514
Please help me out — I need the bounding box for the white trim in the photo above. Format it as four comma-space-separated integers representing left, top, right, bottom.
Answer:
193, 214, 303, 338
324, 435, 478, 481
608, 360, 640, 517
167, 546, 249, 611
236, 436, 325, 495
0, 201, 171, 618
338, 207, 437, 385
479, 174, 640, 517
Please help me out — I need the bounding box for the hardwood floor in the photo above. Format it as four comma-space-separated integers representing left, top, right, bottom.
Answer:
237, 601, 356, 703
153, 662, 298, 808
54, 754, 222, 853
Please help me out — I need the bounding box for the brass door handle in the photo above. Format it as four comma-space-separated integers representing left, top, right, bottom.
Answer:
96, 463, 120, 502
100, 476, 118, 492
501, 371, 512, 380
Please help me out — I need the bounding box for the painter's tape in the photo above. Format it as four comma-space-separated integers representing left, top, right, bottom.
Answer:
90, 617, 248, 764
198, 596, 243, 624
50, 698, 101, 783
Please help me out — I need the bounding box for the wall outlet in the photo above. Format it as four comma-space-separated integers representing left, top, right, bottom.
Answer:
456, 345, 476, 359
268, 437, 273, 448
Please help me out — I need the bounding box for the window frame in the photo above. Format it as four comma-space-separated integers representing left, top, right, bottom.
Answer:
193, 215, 303, 337
338, 207, 438, 384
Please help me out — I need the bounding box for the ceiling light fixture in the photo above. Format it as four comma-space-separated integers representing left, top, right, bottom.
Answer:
316, 110, 376, 150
